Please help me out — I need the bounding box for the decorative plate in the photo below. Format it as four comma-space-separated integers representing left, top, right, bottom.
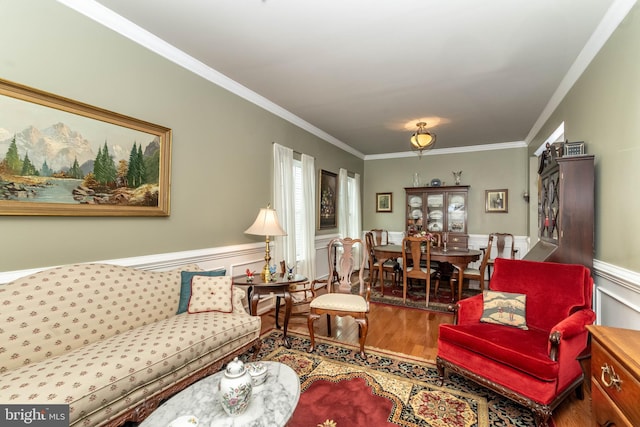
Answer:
429, 210, 443, 220
428, 222, 441, 231
408, 196, 422, 208
411, 209, 423, 219
427, 195, 443, 207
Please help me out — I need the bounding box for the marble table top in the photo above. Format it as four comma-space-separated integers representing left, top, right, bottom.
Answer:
139, 361, 300, 427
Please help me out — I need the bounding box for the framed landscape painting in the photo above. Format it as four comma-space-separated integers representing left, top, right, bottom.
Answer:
0, 78, 172, 216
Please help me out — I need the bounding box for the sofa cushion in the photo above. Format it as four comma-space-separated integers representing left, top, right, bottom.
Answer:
439, 322, 558, 381
480, 290, 528, 330
178, 269, 226, 314
188, 276, 234, 314
0, 310, 260, 425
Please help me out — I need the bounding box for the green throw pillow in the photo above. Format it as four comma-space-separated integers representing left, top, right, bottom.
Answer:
480, 290, 528, 330
177, 269, 226, 314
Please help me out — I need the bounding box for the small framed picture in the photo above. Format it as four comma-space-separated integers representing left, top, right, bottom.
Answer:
376, 192, 392, 213
485, 189, 508, 213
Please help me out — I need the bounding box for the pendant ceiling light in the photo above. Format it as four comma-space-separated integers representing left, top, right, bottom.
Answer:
410, 122, 436, 158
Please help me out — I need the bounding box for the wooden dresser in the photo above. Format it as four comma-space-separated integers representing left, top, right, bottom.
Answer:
587, 325, 640, 426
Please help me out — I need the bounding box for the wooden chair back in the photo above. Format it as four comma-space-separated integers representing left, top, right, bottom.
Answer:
327, 237, 369, 297
370, 229, 389, 246
429, 232, 443, 248
402, 236, 432, 280
479, 234, 495, 277
491, 233, 517, 260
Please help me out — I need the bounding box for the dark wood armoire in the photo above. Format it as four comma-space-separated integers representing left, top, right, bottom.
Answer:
524, 147, 595, 271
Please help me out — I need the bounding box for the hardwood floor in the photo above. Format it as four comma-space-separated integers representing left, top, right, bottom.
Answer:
261, 301, 591, 427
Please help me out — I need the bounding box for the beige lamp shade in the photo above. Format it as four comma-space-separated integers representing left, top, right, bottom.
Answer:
244, 207, 287, 237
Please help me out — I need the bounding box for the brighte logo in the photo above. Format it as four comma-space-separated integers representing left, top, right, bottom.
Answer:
1, 405, 68, 426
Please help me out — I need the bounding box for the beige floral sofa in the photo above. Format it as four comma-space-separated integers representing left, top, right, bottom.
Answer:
0, 263, 262, 427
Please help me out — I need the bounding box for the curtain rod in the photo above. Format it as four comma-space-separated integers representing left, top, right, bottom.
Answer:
272, 141, 302, 156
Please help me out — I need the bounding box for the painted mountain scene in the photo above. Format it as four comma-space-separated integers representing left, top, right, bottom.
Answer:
0, 82, 171, 215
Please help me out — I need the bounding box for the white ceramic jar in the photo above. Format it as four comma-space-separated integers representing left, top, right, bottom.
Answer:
218, 357, 253, 416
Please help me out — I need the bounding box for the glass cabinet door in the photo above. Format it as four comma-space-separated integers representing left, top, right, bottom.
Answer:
407, 194, 424, 235
426, 193, 444, 233
447, 192, 466, 233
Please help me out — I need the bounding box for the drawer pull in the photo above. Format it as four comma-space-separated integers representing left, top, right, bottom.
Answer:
600, 363, 622, 391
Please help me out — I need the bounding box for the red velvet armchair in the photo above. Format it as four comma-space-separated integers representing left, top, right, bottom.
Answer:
436, 258, 595, 427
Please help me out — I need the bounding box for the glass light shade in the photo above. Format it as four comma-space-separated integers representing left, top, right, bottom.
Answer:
410, 132, 436, 149
244, 208, 287, 237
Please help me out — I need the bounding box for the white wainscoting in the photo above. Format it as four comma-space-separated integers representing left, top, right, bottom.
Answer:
593, 260, 640, 329
2, 234, 639, 329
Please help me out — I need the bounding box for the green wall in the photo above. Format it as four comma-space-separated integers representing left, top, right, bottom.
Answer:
0, 1, 363, 271
363, 147, 529, 235
528, 3, 640, 272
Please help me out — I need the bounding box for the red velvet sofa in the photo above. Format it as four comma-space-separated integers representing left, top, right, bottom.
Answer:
436, 258, 595, 427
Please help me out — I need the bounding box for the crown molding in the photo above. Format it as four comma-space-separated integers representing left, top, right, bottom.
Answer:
364, 140, 527, 161
525, 0, 638, 144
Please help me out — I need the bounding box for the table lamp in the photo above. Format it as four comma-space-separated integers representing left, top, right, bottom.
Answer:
244, 205, 287, 281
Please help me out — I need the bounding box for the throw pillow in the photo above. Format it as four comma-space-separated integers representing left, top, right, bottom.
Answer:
187, 275, 234, 314
177, 269, 226, 314
480, 290, 528, 330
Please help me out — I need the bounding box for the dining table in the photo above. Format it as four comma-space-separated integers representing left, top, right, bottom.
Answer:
373, 245, 482, 302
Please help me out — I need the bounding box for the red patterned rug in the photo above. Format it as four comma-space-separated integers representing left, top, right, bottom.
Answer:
257, 330, 556, 427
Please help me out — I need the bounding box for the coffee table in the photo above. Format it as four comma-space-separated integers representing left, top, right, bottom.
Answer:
139, 362, 300, 427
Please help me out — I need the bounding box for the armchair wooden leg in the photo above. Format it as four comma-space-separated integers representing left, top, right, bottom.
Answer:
307, 313, 319, 353
435, 356, 446, 386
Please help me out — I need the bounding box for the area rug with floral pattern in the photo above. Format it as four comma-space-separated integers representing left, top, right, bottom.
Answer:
254, 330, 553, 427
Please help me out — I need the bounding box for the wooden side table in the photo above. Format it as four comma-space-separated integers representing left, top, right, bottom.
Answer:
233, 274, 307, 348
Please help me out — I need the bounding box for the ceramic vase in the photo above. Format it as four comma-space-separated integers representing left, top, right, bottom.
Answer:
218, 357, 252, 416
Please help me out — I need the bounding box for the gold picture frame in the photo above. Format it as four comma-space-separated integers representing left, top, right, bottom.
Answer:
376, 192, 392, 212
0, 78, 171, 216
485, 189, 508, 213
318, 169, 337, 229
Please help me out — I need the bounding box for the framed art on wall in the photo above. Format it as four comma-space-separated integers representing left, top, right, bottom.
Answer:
485, 189, 508, 213
0, 78, 172, 216
318, 169, 337, 229
376, 192, 392, 212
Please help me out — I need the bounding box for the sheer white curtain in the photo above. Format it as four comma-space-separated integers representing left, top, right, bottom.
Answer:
273, 143, 295, 267
338, 168, 349, 238
300, 154, 316, 280
338, 169, 362, 265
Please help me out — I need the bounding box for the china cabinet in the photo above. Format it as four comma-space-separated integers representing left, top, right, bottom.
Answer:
405, 185, 469, 249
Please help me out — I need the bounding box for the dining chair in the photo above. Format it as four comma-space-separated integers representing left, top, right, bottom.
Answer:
428, 232, 456, 300
401, 235, 437, 306
485, 233, 518, 279
450, 234, 494, 294
370, 229, 389, 246
308, 237, 370, 358
365, 231, 398, 289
